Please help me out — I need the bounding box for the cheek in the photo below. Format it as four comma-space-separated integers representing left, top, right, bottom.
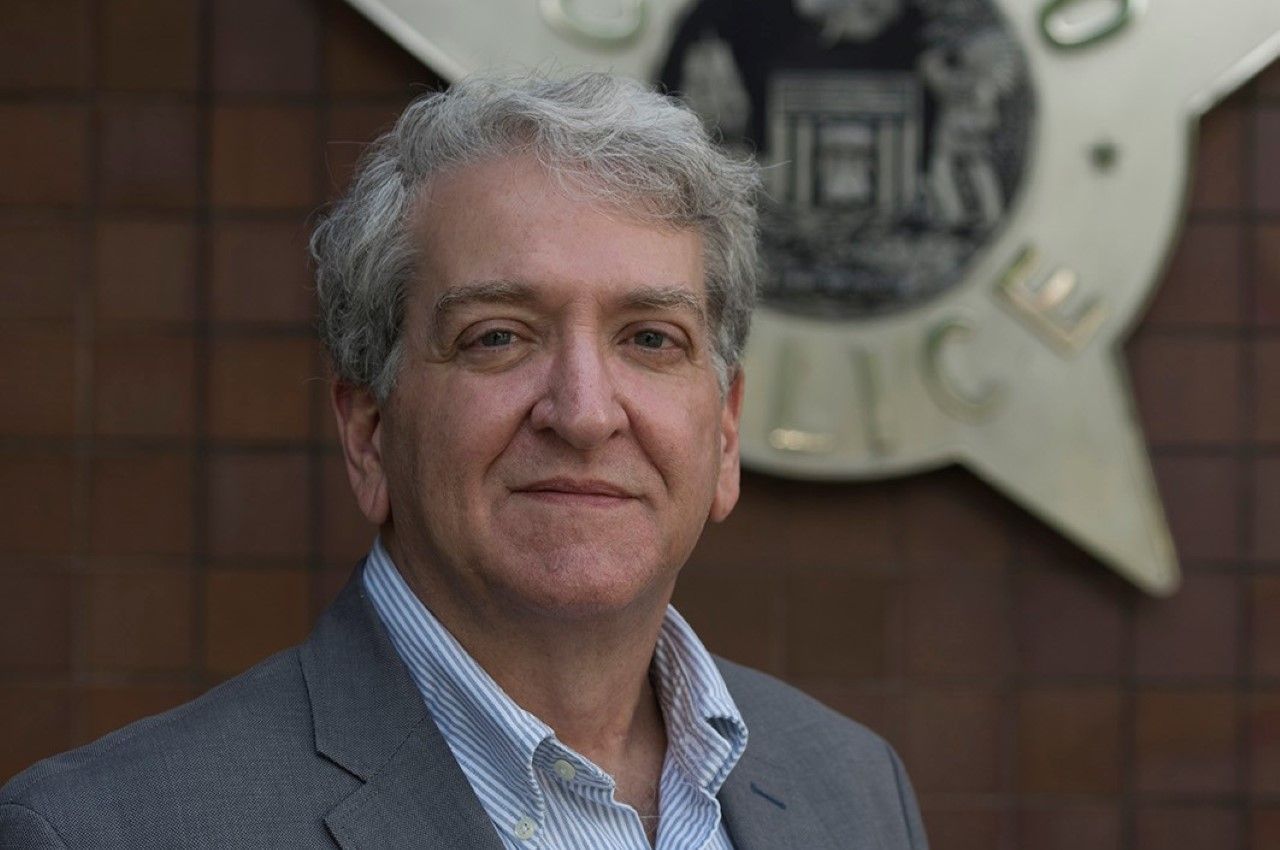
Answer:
624, 379, 724, 490
427, 370, 540, 478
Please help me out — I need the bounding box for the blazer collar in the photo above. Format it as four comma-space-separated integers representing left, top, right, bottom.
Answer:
299, 565, 853, 850
299, 564, 504, 850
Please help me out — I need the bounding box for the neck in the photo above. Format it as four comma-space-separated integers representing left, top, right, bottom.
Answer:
383, 533, 671, 810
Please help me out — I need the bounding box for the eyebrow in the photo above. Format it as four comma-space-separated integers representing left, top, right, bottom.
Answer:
428, 279, 708, 338
430, 279, 535, 336
618, 286, 707, 325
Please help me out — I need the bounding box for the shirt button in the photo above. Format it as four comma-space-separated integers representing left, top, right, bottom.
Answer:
553, 759, 576, 781
514, 816, 537, 840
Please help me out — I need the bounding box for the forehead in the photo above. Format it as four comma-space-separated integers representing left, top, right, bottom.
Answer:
409, 155, 706, 309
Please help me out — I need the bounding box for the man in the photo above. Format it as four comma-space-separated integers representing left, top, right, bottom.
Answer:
0, 72, 927, 849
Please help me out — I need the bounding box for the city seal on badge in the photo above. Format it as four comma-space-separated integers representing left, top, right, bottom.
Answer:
659, 0, 1036, 319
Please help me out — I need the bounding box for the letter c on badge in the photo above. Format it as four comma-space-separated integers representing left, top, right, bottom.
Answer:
1039, 0, 1142, 50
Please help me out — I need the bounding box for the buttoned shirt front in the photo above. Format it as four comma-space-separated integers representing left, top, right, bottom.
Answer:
363, 538, 748, 850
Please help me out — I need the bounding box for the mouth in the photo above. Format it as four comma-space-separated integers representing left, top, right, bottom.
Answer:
512, 477, 637, 507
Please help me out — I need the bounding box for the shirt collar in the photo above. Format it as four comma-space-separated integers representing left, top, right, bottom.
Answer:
363, 538, 549, 815
362, 536, 749, 799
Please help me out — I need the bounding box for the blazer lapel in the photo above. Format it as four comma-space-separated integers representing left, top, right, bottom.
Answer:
718, 747, 841, 850
301, 567, 504, 850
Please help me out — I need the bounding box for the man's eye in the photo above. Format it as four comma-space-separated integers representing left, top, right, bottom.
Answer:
476, 329, 515, 347
633, 330, 669, 349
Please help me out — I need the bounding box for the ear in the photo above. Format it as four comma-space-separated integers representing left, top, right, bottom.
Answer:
332, 380, 391, 526
708, 369, 745, 523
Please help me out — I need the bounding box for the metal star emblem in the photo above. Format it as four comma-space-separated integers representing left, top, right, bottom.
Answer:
342, 0, 1280, 595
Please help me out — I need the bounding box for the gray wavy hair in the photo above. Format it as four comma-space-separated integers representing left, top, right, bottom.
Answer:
310, 71, 762, 401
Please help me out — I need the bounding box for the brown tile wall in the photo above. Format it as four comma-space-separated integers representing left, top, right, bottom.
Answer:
0, 4, 1277, 849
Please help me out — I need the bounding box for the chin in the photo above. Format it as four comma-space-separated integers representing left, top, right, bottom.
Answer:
496, 543, 675, 622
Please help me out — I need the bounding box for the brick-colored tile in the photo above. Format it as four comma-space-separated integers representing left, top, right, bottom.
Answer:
100, 0, 199, 92
1134, 573, 1239, 680
89, 452, 192, 556
905, 575, 1009, 680
0, 105, 88, 205
1015, 518, 1137, 596
213, 0, 319, 94
204, 568, 310, 676
84, 570, 193, 672
97, 102, 199, 209
0, 328, 77, 436
208, 451, 309, 560
897, 468, 1011, 572
1189, 104, 1244, 213
1255, 107, 1280, 213
210, 106, 319, 210
917, 804, 1006, 850
673, 565, 782, 674
0, 221, 82, 321
1254, 805, 1280, 850
325, 104, 403, 196
94, 219, 197, 323
324, 2, 435, 97
1145, 221, 1241, 327
691, 477, 792, 571
795, 689, 901, 743
1017, 688, 1122, 794
0, 1, 89, 90
1129, 333, 1240, 445
1255, 223, 1280, 327
0, 573, 74, 672
77, 683, 194, 744
900, 690, 1004, 793
698, 474, 896, 572
785, 571, 894, 680
320, 453, 372, 565
0, 453, 75, 555
1254, 457, 1280, 560
779, 480, 897, 569
1260, 57, 1280, 97
93, 333, 196, 437
1251, 691, 1280, 794
0, 685, 72, 784
1134, 805, 1239, 850
208, 337, 314, 440
1256, 339, 1280, 442
1253, 576, 1280, 679
1152, 455, 1241, 562
1134, 689, 1237, 794
1016, 805, 1122, 850
314, 372, 342, 449
210, 221, 314, 324
1015, 566, 1124, 678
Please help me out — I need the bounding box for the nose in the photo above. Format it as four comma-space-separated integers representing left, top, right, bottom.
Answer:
528, 331, 627, 450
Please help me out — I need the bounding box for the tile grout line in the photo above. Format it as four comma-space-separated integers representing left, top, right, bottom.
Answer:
307, 0, 333, 621
68, 0, 104, 746
190, 0, 214, 696
1236, 77, 1262, 850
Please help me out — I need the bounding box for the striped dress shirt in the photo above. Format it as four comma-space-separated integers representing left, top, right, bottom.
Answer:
363, 538, 747, 849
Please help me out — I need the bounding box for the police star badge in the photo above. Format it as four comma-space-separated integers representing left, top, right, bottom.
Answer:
344, 0, 1280, 595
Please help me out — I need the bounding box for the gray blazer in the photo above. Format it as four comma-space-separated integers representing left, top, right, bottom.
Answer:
0, 571, 927, 849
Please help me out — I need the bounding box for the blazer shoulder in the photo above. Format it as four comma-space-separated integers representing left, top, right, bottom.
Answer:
0, 645, 348, 843
716, 657, 929, 849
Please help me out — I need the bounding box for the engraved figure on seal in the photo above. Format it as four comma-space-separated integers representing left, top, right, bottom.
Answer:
658, 0, 1036, 318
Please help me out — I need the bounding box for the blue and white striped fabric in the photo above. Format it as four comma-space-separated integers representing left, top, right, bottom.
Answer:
363, 537, 747, 850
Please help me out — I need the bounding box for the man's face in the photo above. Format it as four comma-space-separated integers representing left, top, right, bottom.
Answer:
374, 155, 743, 623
